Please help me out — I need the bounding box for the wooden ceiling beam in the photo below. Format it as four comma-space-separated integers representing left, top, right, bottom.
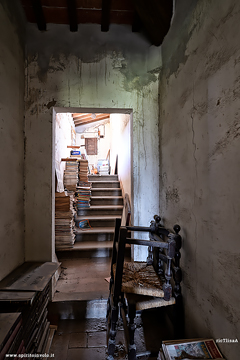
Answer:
132, 0, 173, 46
73, 113, 109, 121
74, 119, 107, 127
132, 10, 142, 32
31, 0, 46, 31
73, 114, 96, 121
101, 0, 111, 32
74, 115, 110, 125
67, 0, 78, 32
74, 115, 110, 126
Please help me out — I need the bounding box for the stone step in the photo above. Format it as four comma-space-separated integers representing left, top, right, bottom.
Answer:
90, 196, 123, 206
57, 240, 114, 251
75, 227, 115, 242
91, 181, 120, 188
91, 188, 122, 196
56, 242, 131, 259
77, 205, 123, 216
88, 175, 118, 181
75, 215, 121, 228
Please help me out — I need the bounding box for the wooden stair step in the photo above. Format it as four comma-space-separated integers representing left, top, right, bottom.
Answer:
57, 241, 114, 251
90, 196, 123, 206
74, 227, 115, 235
85, 205, 123, 210
88, 175, 118, 181
91, 188, 121, 191
91, 196, 123, 200
90, 181, 120, 188
75, 215, 121, 221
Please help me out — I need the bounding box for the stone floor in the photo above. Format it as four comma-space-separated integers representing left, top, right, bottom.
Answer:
49, 255, 174, 360
53, 253, 111, 302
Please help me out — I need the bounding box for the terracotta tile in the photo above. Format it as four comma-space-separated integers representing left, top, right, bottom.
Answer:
69, 332, 87, 348
50, 333, 70, 360
88, 331, 107, 347
67, 347, 106, 360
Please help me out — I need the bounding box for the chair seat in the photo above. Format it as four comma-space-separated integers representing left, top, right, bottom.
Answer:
126, 293, 175, 311
114, 261, 165, 297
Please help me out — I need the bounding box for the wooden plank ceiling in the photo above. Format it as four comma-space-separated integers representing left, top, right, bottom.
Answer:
20, 0, 173, 46
73, 113, 110, 127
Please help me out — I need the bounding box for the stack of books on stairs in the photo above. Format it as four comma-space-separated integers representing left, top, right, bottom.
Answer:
63, 160, 78, 192
74, 175, 124, 252
79, 159, 89, 183
75, 185, 91, 212
55, 191, 76, 250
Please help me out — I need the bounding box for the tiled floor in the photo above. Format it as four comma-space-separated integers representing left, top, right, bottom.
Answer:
49, 299, 173, 360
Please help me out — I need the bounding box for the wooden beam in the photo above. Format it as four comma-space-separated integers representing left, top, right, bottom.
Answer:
73, 113, 110, 121
101, 0, 111, 32
132, 0, 173, 46
67, 0, 78, 32
74, 116, 110, 126
73, 114, 98, 121
132, 10, 142, 32
61, 158, 78, 161
31, 0, 46, 31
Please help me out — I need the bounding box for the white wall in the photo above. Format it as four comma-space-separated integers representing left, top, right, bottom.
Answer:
109, 114, 131, 189
55, 112, 75, 191
0, 0, 25, 280
24, 24, 160, 262
159, 0, 240, 358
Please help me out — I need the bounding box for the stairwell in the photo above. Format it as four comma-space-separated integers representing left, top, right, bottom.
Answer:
74, 174, 123, 253
53, 174, 124, 302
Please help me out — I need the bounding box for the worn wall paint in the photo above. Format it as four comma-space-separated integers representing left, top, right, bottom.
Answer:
109, 113, 131, 203
160, 0, 240, 358
55, 113, 75, 191
0, 0, 25, 280
25, 24, 161, 262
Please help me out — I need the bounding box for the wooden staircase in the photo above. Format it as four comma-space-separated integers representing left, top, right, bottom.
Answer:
72, 174, 123, 253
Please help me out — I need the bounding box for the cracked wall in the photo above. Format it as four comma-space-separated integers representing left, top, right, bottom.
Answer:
0, 0, 25, 280
24, 24, 161, 262
159, 0, 240, 358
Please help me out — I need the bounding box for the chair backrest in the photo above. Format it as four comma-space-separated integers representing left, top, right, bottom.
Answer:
113, 215, 182, 302
124, 193, 131, 227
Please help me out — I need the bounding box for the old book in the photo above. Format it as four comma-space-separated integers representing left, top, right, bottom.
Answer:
162, 338, 224, 360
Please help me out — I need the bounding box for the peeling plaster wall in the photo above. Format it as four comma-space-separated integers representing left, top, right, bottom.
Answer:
25, 24, 160, 262
159, 0, 240, 358
0, 0, 25, 280
55, 113, 75, 191
109, 113, 131, 200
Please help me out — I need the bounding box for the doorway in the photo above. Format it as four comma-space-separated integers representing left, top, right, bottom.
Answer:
52, 107, 132, 302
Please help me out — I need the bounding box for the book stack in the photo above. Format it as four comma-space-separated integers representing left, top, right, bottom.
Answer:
63, 160, 78, 192
75, 185, 91, 212
0, 285, 56, 358
0, 263, 59, 359
79, 159, 89, 183
159, 338, 225, 360
55, 192, 76, 250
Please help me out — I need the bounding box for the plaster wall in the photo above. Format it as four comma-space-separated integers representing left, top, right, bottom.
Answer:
159, 0, 240, 357
55, 112, 75, 191
25, 24, 160, 262
0, 0, 25, 280
78, 124, 109, 168
109, 113, 131, 200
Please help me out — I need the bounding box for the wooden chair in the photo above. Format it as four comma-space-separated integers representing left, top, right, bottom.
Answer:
106, 215, 182, 360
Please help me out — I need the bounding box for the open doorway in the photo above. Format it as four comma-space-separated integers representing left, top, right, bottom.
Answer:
53, 108, 132, 302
